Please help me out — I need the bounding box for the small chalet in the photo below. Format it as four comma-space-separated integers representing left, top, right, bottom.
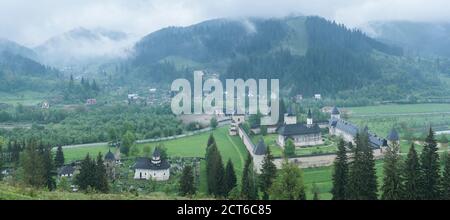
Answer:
58, 165, 75, 178
134, 148, 170, 181
86, 99, 97, 105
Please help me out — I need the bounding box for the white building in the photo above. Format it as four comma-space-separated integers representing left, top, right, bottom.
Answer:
277, 108, 323, 147
134, 148, 170, 181
314, 94, 322, 100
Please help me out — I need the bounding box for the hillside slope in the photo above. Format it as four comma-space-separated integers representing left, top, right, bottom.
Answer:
125, 16, 444, 101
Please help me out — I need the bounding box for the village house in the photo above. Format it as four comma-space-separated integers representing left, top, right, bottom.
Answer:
41, 101, 50, 109
86, 98, 97, 105
133, 148, 170, 181
58, 165, 75, 178
277, 108, 323, 147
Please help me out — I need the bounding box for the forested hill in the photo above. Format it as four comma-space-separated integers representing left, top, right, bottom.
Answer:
124, 16, 442, 101
0, 51, 61, 92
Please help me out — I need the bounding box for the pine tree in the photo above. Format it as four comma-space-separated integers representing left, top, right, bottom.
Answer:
21, 140, 45, 188
269, 160, 306, 200
241, 153, 258, 200
442, 153, 450, 200
420, 127, 442, 199
331, 138, 348, 200
348, 132, 378, 200
76, 154, 96, 191
224, 159, 237, 196
95, 153, 109, 193
259, 147, 277, 200
91, 79, 99, 91
179, 165, 196, 196
205, 141, 225, 197
402, 143, 422, 200
54, 146, 65, 167
381, 143, 403, 200
40, 144, 56, 191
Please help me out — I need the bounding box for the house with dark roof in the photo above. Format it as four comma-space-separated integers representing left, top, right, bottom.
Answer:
277, 108, 323, 147
133, 148, 170, 181
58, 165, 75, 178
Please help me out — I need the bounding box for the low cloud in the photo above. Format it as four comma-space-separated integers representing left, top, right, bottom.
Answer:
1, 0, 450, 47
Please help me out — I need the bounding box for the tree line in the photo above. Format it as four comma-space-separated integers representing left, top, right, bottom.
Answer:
332, 127, 450, 200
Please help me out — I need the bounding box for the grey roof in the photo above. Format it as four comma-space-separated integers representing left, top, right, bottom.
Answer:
387, 129, 399, 141
253, 138, 267, 155
330, 119, 384, 149
58, 165, 75, 176
105, 150, 116, 161
153, 148, 161, 158
331, 106, 340, 115
329, 119, 358, 136
278, 123, 321, 136
307, 109, 312, 118
368, 134, 384, 149
134, 157, 170, 170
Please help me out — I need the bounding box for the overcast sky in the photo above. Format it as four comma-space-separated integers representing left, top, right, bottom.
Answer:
1, 0, 450, 47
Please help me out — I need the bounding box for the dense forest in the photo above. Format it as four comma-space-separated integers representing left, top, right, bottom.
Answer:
123, 16, 446, 102
0, 105, 184, 146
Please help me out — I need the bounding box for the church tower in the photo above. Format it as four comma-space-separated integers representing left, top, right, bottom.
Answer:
331, 106, 340, 120
284, 106, 297, 125
307, 109, 313, 126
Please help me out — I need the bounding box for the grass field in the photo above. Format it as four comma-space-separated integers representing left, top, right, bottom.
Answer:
251, 134, 338, 157
346, 104, 450, 138
59, 126, 249, 195
0, 183, 191, 200
0, 91, 48, 106
346, 103, 450, 115
302, 160, 385, 200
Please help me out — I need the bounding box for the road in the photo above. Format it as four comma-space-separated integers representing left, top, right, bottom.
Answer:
56, 118, 231, 150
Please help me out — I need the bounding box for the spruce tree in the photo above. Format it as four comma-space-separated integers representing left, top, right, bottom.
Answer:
21, 140, 45, 188
442, 153, 450, 200
331, 138, 348, 200
224, 159, 237, 196
381, 143, 403, 200
206, 141, 225, 197
402, 143, 422, 200
241, 153, 258, 200
95, 153, 109, 193
76, 154, 96, 191
420, 127, 442, 199
259, 147, 277, 200
40, 144, 56, 190
179, 165, 196, 196
269, 160, 306, 200
54, 146, 65, 167
348, 132, 378, 200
